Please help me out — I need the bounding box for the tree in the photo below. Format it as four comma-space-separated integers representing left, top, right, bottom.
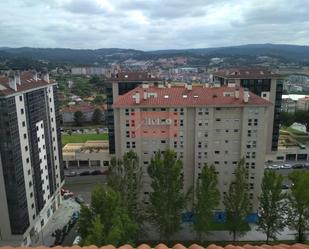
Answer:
147, 150, 185, 239
78, 185, 138, 246
107, 151, 142, 221
287, 171, 309, 242
294, 110, 309, 131
84, 215, 105, 246
280, 112, 295, 127
93, 95, 105, 105
223, 158, 250, 241
257, 170, 287, 243
92, 108, 103, 124
89, 76, 101, 86
193, 164, 220, 242
74, 111, 84, 126
78, 204, 93, 239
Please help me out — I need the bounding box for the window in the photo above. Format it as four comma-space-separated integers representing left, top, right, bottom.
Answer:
126, 142, 130, 148
215, 151, 220, 154
216, 118, 221, 122
22, 121, 25, 127
132, 142, 136, 148
21, 108, 24, 114
19, 96, 23, 101
180, 120, 184, 126
26, 158, 30, 163
25, 146, 28, 151
216, 107, 221, 110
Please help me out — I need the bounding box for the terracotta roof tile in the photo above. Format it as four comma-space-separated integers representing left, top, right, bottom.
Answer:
0, 71, 53, 96
206, 244, 224, 249
118, 245, 133, 249
100, 245, 117, 249
155, 244, 169, 249
0, 244, 308, 249
113, 85, 271, 108
173, 244, 187, 249
136, 244, 151, 249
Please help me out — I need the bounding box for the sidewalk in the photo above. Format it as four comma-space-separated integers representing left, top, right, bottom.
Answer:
33, 199, 80, 246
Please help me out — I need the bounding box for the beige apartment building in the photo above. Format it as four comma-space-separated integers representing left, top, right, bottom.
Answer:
113, 83, 271, 216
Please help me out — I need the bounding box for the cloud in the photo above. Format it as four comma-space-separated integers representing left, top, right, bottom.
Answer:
0, 0, 308, 50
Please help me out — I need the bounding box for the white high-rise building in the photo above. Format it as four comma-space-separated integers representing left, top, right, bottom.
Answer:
0, 71, 64, 246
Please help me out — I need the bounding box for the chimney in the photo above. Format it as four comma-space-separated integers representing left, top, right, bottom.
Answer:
143, 90, 148, 100
142, 83, 149, 89
32, 70, 38, 81
8, 74, 17, 91
15, 71, 21, 85
187, 83, 192, 90
235, 88, 239, 99
42, 72, 50, 83
135, 91, 140, 104
243, 88, 249, 103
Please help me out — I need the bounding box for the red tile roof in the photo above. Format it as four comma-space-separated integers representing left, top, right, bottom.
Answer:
213, 69, 282, 79
298, 96, 309, 102
0, 243, 308, 249
0, 71, 53, 96
113, 85, 272, 108
61, 102, 106, 113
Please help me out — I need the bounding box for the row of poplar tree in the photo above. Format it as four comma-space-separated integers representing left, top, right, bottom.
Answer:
77, 150, 309, 246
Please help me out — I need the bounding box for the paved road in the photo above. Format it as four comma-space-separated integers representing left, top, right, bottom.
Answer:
64, 175, 107, 204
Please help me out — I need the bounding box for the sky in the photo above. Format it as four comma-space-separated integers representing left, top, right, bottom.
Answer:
0, 0, 309, 50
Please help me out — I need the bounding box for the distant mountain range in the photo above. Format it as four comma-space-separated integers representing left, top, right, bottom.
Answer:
1, 44, 309, 67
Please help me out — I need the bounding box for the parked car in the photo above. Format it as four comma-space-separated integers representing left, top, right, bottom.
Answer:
63, 192, 74, 199
61, 188, 69, 196
65, 171, 78, 177
304, 163, 309, 169
281, 163, 292, 169
73, 236, 81, 245
75, 195, 85, 204
79, 171, 90, 176
268, 164, 280, 170
91, 170, 102, 175
292, 164, 304, 169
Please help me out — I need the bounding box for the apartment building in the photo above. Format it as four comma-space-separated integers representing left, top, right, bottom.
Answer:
281, 98, 296, 113
213, 69, 284, 153
113, 83, 271, 218
104, 71, 163, 154
0, 71, 64, 246
297, 96, 309, 111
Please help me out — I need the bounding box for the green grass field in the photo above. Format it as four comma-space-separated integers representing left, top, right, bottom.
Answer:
61, 133, 108, 145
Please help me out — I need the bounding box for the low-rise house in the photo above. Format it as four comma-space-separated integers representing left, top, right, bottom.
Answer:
62, 140, 111, 169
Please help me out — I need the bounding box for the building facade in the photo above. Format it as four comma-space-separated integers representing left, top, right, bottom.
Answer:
297, 96, 309, 111
0, 71, 64, 246
113, 84, 271, 218
281, 98, 296, 113
63, 140, 111, 169
213, 69, 284, 153
104, 71, 163, 154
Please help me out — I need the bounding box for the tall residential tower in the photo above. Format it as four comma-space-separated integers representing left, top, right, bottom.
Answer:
113, 83, 271, 219
213, 69, 284, 153
0, 71, 64, 246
